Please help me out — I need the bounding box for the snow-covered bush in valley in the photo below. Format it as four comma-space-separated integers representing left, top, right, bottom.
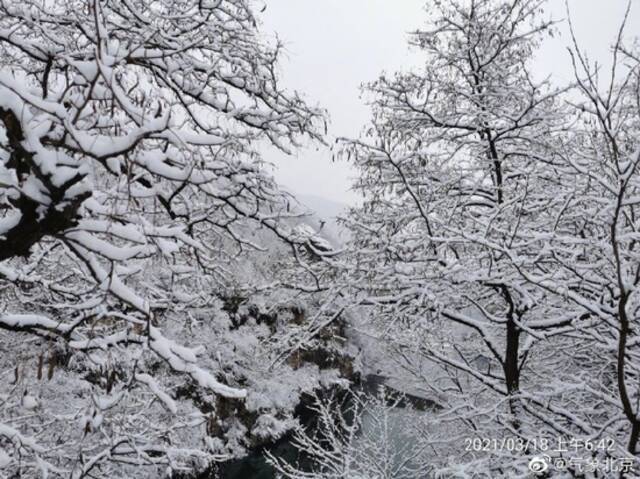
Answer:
266, 388, 433, 479
0, 0, 343, 476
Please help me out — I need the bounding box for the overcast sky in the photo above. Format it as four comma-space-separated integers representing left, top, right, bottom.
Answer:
260, 0, 640, 205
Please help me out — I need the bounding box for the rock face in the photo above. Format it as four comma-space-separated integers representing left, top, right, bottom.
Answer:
173, 295, 360, 478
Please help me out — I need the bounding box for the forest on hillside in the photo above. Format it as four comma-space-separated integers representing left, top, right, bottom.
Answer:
0, 0, 639, 478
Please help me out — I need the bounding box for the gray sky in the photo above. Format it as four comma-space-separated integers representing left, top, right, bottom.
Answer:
261, 0, 640, 205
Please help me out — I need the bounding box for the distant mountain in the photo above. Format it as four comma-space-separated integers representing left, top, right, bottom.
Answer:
294, 194, 349, 245
295, 194, 347, 219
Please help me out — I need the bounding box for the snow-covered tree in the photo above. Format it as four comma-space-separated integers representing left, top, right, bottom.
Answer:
504, 7, 640, 463
0, 0, 332, 476
339, 0, 639, 476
